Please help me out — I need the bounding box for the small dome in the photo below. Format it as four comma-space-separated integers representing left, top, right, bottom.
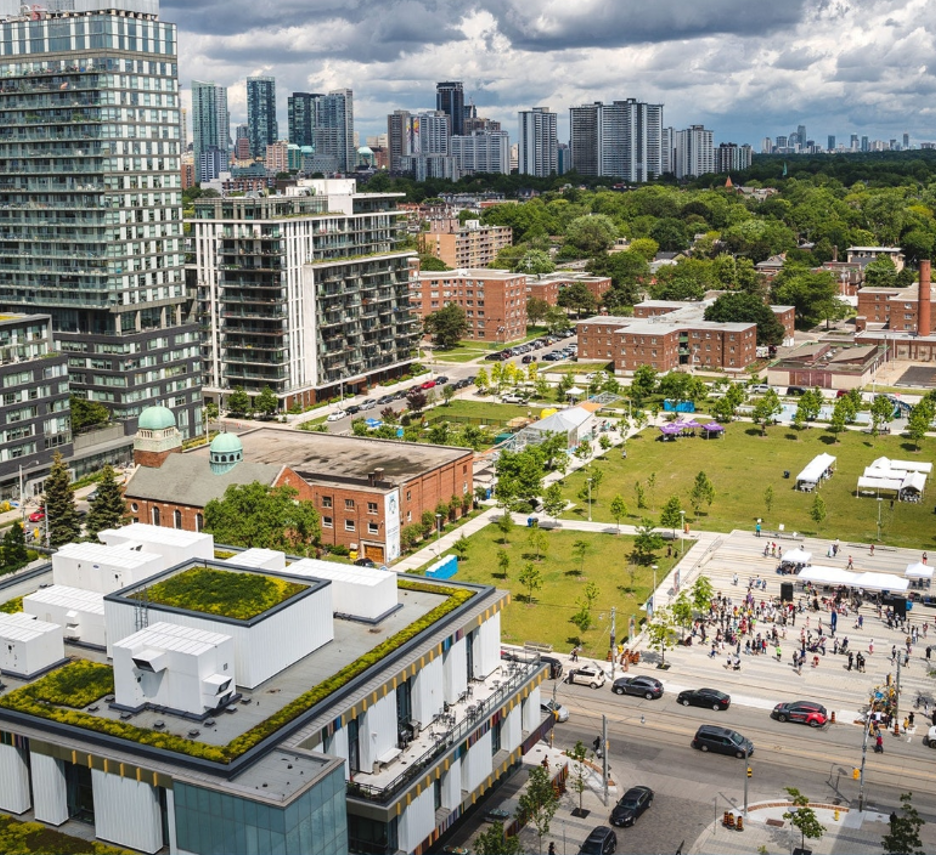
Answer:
210, 432, 243, 455
357, 145, 373, 155
138, 405, 176, 431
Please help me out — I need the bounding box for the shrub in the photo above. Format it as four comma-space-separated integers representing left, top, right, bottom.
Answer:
329, 544, 350, 557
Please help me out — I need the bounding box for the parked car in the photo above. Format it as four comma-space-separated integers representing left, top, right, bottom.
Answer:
483, 807, 511, 823
609, 785, 653, 828
786, 386, 807, 396
541, 698, 570, 723
522, 354, 534, 364
579, 826, 617, 855
750, 384, 771, 393
345, 404, 361, 415
567, 664, 607, 689
453, 378, 470, 390
923, 726, 936, 748
771, 700, 828, 727
435, 376, 449, 385
360, 398, 376, 410
484, 353, 502, 361
691, 725, 753, 758
465, 375, 477, 385
542, 352, 561, 361
540, 655, 563, 680
676, 687, 731, 711
501, 393, 529, 405
420, 379, 436, 390
611, 675, 664, 700
28, 508, 45, 523
326, 411, 346, 422
377, 395, 395, 405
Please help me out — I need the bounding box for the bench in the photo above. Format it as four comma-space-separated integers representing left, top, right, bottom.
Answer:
374, 746, 402, 773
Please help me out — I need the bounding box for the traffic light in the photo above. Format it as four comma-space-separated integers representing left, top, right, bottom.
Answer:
853, 768, 861, 780
747, 766, 753, 778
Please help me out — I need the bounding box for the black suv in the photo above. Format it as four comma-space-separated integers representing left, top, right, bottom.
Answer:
691, 725, 753, 758
579, 826, 617, 854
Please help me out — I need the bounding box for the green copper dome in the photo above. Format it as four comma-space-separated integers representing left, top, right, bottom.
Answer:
210, 431, 244, 475
210, 432, 243, 455
138, 405, 176, 431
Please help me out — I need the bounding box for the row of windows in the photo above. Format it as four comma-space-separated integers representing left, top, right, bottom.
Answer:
320, 496, 379, 513
322, 517, 379, 534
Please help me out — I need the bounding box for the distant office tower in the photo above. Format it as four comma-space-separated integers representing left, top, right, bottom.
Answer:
287, 92, 322, 148
673, 126, 714, 178
393, 111, 459, 180
715, 142, 753, 173
518, 107, 558, 176
828, 135, 836, 151
570, 100, 663, 181
850, 134, 859, 150
247, 76, 278, 159
436, 81, 465, 137
569, 103, 601, 176
191, 80, 229, 181
797, 124, 806, 147
451, 132, 511, 174
234, 124, 251, 160
0, 0, 201, 436
315, 89, 355, 173
775, 135, 788, 149
903, 132, 910, 150
861, 135, 869, 152
761, 137, 773, 154
387, 109, 409, 173
662, 127, 675, 173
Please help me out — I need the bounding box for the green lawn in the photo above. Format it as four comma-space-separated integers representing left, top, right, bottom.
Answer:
560, 425, 936, 548
418, 525, 677, 657
432, 345, 489, 364
427, 399, 550, 424
542, 362, 613, 376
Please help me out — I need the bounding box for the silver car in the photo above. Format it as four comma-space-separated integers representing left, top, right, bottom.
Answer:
542, 698, 570, 722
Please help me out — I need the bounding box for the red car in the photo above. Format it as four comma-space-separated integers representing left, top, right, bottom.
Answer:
420, 379, 436, 390
28, 508, 45, 523
771, 700, 828, 727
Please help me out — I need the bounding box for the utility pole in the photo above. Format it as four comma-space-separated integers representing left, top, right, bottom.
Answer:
744, 762, 752, 816
601, 714, 609, 806
858, 715, 870, 811
895, 655, 901, 733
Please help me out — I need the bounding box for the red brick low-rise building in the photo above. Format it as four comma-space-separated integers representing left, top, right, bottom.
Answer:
414, 268, 527, 343
124, 414, 473, 564
526, 272, 613, 307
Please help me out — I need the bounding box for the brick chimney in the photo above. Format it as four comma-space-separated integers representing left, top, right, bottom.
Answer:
919, 260, 932, 337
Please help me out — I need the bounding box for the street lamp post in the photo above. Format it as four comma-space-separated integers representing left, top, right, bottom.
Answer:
679, 510, 685, 555
435, 513, 442, 556
587, 471, 593, 523
877, 497, 883, 543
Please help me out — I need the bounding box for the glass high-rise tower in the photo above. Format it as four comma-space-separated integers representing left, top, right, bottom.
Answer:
191, 80, 229, 181
0, 0, 201, 436
247, 75, 277, 158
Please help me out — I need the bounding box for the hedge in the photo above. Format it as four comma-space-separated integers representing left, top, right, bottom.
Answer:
0, 814, 132, 854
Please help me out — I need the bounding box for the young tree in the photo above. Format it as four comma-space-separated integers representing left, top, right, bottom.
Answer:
226, 386, 251, 417
1, 522, 29, 570
204, 482, 321, 556
659, 495, 684, 538
85, 464, 128, 539
452, 534, 470, 561
69, 395, 111, 433
752, 388, 782, 435
567, 741, 593, 817
44, 451, 80, 547
424, 302, 469, 348
810, 493, 827, 531
517, 765, 559, 854
475, 821, 522, 855
496, 510, 515, 544
527, 525, 547, 562
442, 384, 456, 406
519, 561, 543, 604
570, 602, 593, 635
646, 472, 657, 510
609, 494, 628, 532
828, 394, 851, 440
634, 481, 648, 510
584, 580, 600, 611
629, 365, 658, 405
406, 388, 428, 414
691, 575, 715, 611
400, 524, 423, 552
571, 539, 589, 576
496, 548, 510, 580
475, 366, 490, 394
907, 398, 936, 451
646, 605, 678, 667
254, 386, 279, 418
542, 483, 566, 522
782, 788, 826, 854
671, 590, 693, 639
763, 485, 775, 515
526, 295, 550, 327
882, 792, 926, 855
870, 394, 895, 436
689, 471, 715, 517
632, 519, 664, 565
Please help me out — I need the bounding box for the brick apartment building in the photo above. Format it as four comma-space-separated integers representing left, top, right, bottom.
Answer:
414, 269, 528, 343
417, 220, 512, 268
856, 286, 918, 332
857, 260, 936, 362
124, 409, 473, 564
526, 272, 613, 306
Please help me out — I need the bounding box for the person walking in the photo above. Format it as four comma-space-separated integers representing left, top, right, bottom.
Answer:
924, 552, 928, 565
756, 522, 761, 538
847, 651, 854, 671
869, 638, 874, 655
847, 555, 854, 570
870, 544, 875, 557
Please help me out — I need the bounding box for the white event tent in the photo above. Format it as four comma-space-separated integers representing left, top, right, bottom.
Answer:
797, 565, 910, 593
795, 453, 836, 492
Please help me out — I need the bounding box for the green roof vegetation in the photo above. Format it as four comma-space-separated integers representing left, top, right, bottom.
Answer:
0, 596, 22, 614
131, 566, 307, 620
0, 580, 475, 765
0, 813, 132, 854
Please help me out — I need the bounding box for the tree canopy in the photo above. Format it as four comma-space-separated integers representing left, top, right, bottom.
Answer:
424, 303, 469, 349
704, 292, 786, 345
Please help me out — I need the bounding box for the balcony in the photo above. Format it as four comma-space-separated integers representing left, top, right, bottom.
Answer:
346, 657, 542, 805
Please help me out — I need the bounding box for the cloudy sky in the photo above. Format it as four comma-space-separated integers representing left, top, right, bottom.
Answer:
164, 0, 936, 149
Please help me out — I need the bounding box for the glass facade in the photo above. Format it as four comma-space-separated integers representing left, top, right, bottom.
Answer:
0, 6, 201, 434
173, 765, 348, 855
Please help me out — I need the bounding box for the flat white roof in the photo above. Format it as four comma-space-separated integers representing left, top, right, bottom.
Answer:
24, 585, 105, 614
0, 612, 60, 642
115, 621, 230, 657
224, 548, 286, 570
100, 523, 213, 549
54, 542, 162, 570
287, 558, 388, 588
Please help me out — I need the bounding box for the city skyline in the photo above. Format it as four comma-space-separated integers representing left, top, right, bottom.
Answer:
165, 0, 936, 149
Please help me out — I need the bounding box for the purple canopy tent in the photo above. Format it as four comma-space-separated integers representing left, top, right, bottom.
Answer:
702, 422, 725, 439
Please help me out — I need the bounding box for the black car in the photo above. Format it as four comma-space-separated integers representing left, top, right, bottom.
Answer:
771, 700, 828, 727
465, 375, 477, 385
609, 786, 653, 828
345, 404, 361, 415
435, 376, 449, 385
691, 725, 753, 758
611, 676, 664, 700
453, 378, 470, 390
676, 688, 731, 711
580, 826, 617, 855
354, 557, 376, 568
540, 655, 563, 680
377, 395, 394, 405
